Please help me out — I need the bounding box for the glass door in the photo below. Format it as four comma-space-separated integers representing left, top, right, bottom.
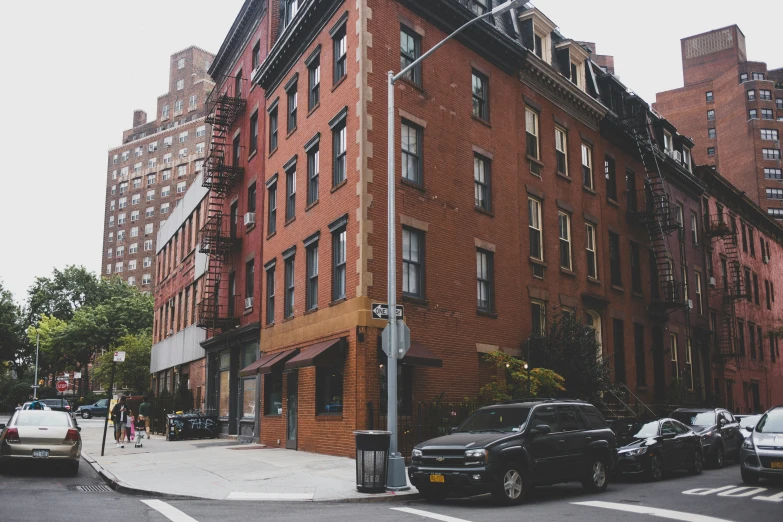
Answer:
286, 372, 298, 449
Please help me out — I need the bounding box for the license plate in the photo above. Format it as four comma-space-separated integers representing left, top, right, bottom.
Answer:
32, 450, 49, 458
771, 461, 783, 469
429, 474, 445, 483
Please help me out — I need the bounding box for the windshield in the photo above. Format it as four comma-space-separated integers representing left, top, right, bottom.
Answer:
458, 407, 531, 433
755, 410, 783, 433
671, 411, 715, 427
615, 420, 659, 440
739, 415, 761, 429
16, 411, 70, 427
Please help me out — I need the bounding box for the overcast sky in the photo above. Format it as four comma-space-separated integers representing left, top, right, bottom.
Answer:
0, 0, 778, 306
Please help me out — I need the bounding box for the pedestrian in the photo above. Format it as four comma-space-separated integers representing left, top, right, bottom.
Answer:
138, 397, 151, 439
125, 409, 134, 443
111, 396, 128, 448
15, 403, 22, 411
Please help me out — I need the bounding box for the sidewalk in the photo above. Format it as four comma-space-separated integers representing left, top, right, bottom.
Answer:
79, 425, 417, 502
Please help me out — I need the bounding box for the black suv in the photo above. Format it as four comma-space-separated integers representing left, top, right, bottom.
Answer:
409, 399, 617, 505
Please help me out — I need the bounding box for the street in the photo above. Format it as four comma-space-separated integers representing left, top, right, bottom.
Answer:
1, 450, 781, 522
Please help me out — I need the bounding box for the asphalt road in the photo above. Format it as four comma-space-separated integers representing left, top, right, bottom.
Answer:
1, 452, 782, 522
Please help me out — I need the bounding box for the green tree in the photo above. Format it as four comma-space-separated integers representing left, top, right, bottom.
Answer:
478, 350, 565, 403
26, 266, 101, 324
92, 332, 153, 394
0, 280, 29, 371
528, 308, 612, 401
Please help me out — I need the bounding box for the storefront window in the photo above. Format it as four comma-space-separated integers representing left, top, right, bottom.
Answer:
242, 378, 256, 418
242, 342, 259, 369
219, 370, 230, 417
265, 371, 283, 415
316, 363, 344, 414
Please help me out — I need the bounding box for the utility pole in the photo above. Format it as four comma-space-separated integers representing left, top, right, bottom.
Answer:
100, 359, 117, 457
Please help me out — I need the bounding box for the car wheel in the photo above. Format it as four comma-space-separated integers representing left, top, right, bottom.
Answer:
741, 467, 760, 485
582, 458, 608, 493
712, 445, 724, 469
492, 464, 527, 505
81, 411, 91, 419
417, 486, 448, 502
647, 454, 663, 481
688, 450, 703, 475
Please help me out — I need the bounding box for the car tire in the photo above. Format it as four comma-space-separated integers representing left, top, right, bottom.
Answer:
646, 453, 663, 482
741, 467, 760, 485
81, 411, 92, 419
712, 445, 724, 469
688, 450, 703, 475
582, 457, 609, 493
417, 486, 448, 502
492, 464, 528, 505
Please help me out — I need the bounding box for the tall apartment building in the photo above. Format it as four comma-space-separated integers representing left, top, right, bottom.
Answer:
655, 26, 783, 217
102, 47, 215, 290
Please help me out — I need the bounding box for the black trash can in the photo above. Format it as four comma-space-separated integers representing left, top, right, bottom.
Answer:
354, 430, 391, 493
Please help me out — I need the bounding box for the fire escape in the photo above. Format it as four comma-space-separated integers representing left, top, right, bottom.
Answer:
197, 75, 246, 333
705, 215, 747, 359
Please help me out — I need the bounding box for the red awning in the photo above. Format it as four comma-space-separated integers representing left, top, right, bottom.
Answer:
238, 349, 298, 377
403, 341, 442, 367
285, 338, 344, 370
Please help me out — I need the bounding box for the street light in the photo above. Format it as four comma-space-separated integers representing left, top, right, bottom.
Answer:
524, 363, 530, 396
385, 0, 526, 490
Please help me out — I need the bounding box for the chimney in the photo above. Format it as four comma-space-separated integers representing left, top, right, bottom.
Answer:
133, 110, 148, 128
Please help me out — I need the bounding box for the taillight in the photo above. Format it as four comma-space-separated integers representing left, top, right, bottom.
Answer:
66, 405, 71, 411
3, 428, 20, 444
65, 429, 80, 442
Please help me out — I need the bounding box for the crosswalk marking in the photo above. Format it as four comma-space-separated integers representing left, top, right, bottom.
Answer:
572, 500, 734, 522
390, 507, 473, 522
141, 499, 199, 522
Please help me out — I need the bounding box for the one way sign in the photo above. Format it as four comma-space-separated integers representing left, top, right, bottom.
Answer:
372, 302, 404, 320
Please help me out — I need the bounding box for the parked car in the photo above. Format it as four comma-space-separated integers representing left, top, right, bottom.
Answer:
39, 398, 72, 414
613, 418, 704, 480
670, 408, 742, 468
75, 398, 109, 419
736, 414, 762, 439
739, 406, 783, 484
0, 410, 82, 475
21, 402, 52, 411
408, 399, 617, 505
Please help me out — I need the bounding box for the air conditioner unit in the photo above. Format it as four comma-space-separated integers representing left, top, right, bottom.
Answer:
709, 277, 717, 287
245, 297, 253, 309
244, 212, 256, 226
687, 299, 694, 310
763, 255, 769, 264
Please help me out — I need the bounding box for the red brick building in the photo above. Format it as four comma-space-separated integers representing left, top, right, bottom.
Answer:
655, 26, 783, 216
102, 46, 215, 290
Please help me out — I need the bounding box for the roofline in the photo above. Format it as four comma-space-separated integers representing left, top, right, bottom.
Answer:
169, 45, 216, 59
681, 24, 744, 44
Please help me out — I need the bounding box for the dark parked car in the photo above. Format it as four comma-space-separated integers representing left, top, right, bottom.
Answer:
613, 418, 704, 480
408, 399, 617, 505
740, 406, 783, 484
670, 408, 742, 468
40, 398, 72, 414
75, 398, 109, 419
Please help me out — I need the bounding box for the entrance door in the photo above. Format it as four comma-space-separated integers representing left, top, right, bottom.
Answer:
652, 327, 666, 401
286, 372, 298, 449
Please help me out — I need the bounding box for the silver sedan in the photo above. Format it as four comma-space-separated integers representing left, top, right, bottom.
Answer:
0, 410, 82, 475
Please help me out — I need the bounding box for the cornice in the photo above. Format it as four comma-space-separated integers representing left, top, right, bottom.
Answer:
209, 0, 266, 81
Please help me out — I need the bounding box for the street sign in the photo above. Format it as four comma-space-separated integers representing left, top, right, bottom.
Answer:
113, 351, 126, 362
381, 320, 411, 358
74, 372, 81, 379
372, 302, 404, 320
56, 381, 68, 393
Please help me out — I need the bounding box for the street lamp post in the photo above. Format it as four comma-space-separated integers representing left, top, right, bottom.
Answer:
385, 0, 525, 490
33, 332, 40, 400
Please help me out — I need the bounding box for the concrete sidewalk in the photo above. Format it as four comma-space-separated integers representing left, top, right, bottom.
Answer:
79, 425, 416, 502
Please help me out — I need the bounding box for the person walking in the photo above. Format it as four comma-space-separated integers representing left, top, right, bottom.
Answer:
111, 396, 128, 448
138, 397, 151, 439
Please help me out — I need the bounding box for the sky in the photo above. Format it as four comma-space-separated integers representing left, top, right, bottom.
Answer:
0, 0, 779, 306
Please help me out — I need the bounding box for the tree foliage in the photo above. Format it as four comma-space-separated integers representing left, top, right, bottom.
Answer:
0, 280, 31, 374
478, 350, 565, 403
26, 266, 101, 324
92, 332, 153, 394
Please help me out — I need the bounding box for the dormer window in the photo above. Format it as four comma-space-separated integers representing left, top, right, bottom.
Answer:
518, 8, 556, 65
555, 40, 589, 91
682, 147, 692, 172
663, 131, 673, 152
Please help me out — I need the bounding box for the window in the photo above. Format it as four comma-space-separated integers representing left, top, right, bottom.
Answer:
264, 369, 282, 415
143, 257, 152, 268
764, 148, 782, 161
474, 154, 491, 212
284, 255, 295, 318
121, 151, 129, 161
471, 70, 489, 121
761, 129, 779, 141
769, 208, 783, 219
476, 249, 494, 312
585, 223, 598, 279
162, 104, 170, 119
316, 362, 344, 415
285, 165, 296, 221
307, 55, 320, 111
558, 212, 572, 270
268, 179, 277, 235
694, 271, 703, 315
402, 227, 424, 298
525, 108, 539, 161
766, 168, 783, 179
307, 142, 319, 205
605, 155, 617, 200
747, 90, 756, 101
249, 111, 258, 156
581, 144, 593, 189
708, 147, 715, 156
287, 81, 297, 133
752, 72, 764, 81
333, 22, 347, 84
146, 189, 155, 202
749, 322, 757, 359
269, 103, 278, 152
161, 186, 170, 198
749, 109, 758, 120
708, 128, 716, 139
175, 79, 184, 91
306, 242, 318, 311
118, 213, 126, 225
177, 181, 186, 193
116, 245, 125, 257
244, 259, 255, 306
117, 230, 125, 241
749, 228, 756, 257
531, 299, 546, 336
148, 158, 157, 169
128, 259, 136, 271
332, 116, 347, 186
401, 120, 422, 186
266, 264, 275, 324
740, 72, 748, 83
468, 0, 488, 15
131, 210, 139, 222
332, 226, 346, 300
145, 223, 153, 235
174, 100, 183, 114
767, 188, 783, 199
119, 182, 128, 194
705, 91, 713, 102
736, 319, 746, 356
634, 324, 646, 386
555, 127, 568, 175
758, 326, 764, 361
188, 94, 197, 110
119, 197, 127, 209
707, 109, 715, 121
762, 109, 774, 120
753, 273, 760, 305
160, 203, 170, 214
691, 211, 699, 245
177, 58, 185, 69
609, 231, 622, 287
108, 232, 114, 242
760, 89, 772, 101
400, 26, 421, 86
528, 197, 543, 261
283, 0, 299, 27
630, 241, 642, 294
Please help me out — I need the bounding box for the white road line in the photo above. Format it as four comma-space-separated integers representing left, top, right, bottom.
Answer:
141, 499, 200, 522
716, 487, 767, 498
390, 507, 473, 522
572, 500, 735, 522
226, 492, 314, 501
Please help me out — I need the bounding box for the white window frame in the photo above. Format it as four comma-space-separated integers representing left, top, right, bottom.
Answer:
176, 79, 184, 90
586, 222, 598, 279
555, 127, 568, 175
528, 197, 543, 261
558, 211, 572, 270
581, 143, 593, 189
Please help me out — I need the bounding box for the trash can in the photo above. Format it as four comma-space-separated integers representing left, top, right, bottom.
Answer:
354, 430, 391, 493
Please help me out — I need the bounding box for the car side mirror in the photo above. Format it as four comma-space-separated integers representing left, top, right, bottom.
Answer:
662, 431, 676, 439
530, 424, 551, 437
719, 419, 727, 427
77, 427, 81, 432
745, 426, 753, 432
